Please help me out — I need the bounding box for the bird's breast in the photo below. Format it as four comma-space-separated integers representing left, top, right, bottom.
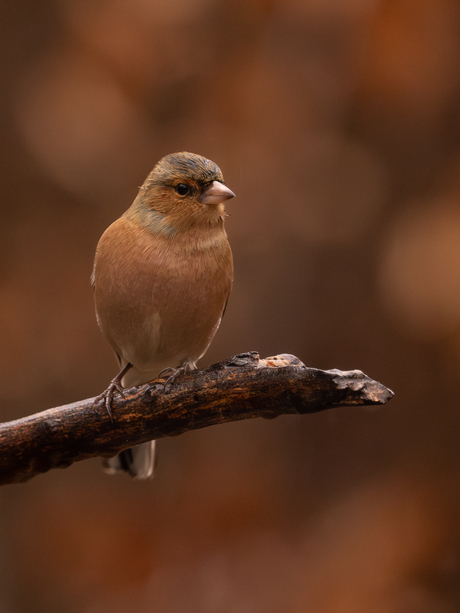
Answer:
93, 216, 233, 372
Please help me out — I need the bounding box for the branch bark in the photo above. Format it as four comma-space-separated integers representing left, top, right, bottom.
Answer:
0, 352, 394, 486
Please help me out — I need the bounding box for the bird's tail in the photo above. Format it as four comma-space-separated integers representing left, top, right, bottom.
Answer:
103, 441, 156, 479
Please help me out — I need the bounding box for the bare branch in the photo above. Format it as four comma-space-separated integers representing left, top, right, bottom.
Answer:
0, 353, 394, 485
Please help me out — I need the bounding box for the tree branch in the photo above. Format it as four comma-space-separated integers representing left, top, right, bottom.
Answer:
0, 352, 394, 485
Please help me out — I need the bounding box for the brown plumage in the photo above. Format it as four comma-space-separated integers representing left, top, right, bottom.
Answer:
92, 152, 235, 478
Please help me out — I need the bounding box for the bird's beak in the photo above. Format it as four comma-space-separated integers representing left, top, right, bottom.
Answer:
201, 181, 236, 205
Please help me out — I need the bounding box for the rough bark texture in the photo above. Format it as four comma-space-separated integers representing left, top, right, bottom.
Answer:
0, 352, 394, 485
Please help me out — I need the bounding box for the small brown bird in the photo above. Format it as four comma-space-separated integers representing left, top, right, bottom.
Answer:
92, 152, 235, 479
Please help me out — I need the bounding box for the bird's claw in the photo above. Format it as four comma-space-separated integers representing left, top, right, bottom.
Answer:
93, 376, 128, 420
159, 365, 189, 391
93, 362, 132, 420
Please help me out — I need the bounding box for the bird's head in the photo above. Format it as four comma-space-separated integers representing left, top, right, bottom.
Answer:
131, 152, 235, 233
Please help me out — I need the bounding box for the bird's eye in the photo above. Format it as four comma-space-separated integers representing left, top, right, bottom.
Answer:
175, 183, 190, 196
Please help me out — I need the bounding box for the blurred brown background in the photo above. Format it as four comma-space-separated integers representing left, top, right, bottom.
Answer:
1, 0, 460, 611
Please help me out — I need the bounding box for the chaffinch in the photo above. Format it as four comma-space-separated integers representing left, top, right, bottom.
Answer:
92, 152, 235, 478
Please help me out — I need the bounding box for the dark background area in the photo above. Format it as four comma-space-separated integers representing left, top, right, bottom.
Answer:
1, 0, 460, 611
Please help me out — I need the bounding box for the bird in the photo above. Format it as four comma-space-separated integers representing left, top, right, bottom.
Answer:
92, 152, 235, 479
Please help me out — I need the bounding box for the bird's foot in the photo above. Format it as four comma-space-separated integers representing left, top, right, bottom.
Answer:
93, 381, 123, 420
159, 364, 191, 391
93, 362, 133, 420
